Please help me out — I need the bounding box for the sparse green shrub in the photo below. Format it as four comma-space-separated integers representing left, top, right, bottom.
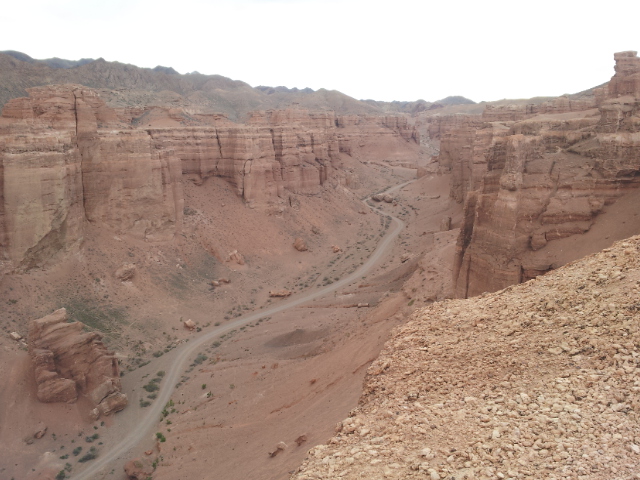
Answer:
143, 382, 159, 392
78, 447, 97, 463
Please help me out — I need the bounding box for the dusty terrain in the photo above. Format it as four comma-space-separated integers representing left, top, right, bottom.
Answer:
0, 145, 460, 480
293, 235, 640, 480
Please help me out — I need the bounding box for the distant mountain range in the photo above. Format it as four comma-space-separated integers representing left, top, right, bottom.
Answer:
0, 51, 476, 121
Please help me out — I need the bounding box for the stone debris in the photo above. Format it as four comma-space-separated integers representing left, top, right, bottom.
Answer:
292, 236, 640, 480
227, 250, 245, 265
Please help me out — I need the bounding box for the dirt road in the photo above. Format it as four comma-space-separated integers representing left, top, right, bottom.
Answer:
72, 180, 413, 479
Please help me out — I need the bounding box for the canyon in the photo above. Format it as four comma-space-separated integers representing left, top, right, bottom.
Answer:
425, 51, 640, 298
0, 50, 639, 480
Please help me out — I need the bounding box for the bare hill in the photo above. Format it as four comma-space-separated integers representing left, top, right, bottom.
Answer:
0, 52, 379, 121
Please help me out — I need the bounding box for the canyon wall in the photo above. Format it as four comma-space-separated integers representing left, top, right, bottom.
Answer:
433, 51, 640, 298
0, 85, 184, 271
0, 86, 419, 270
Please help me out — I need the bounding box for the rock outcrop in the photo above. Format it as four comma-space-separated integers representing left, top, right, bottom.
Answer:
292, 235, 640, 480
28, 308, 127, 416
0, 85, 184, 271
431, 52, 640, 297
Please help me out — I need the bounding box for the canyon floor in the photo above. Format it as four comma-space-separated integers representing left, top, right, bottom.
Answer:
0, 161, 462, 480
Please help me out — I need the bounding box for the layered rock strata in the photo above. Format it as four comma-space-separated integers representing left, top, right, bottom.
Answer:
293, 236, 640, 480
0, 85, 184, 270
149, 109, 419, 206
28, 308, 127, 416
0, 86, 418, 270
431, 52, 640, 297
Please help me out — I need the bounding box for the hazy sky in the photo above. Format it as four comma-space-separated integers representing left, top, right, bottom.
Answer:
2, 0, 639, 102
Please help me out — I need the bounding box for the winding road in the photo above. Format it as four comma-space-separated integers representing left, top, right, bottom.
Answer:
73, 179, 413, 479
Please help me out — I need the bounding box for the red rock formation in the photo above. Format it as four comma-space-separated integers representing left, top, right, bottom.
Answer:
148, 109, 419, 206
0, 88, 419, 269
0, 85, 184, 271
609, 51, 640, 97
28, 308, 127, 416
437, 52, 640, 298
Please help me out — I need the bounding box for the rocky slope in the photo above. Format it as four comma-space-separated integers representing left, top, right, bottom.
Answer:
292, 234, 640, 480
426, 51, 640, 297
28, 308, 127, 417
0, 84, 420, 273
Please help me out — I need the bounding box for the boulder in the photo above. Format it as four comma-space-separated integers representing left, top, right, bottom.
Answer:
124, 457, 155, 480
33, 423, 48, 439
332, 245, 342, 253
440, 216, 451, 232
115, 264, 136, 281
293, 238, 308, 252
184, 319, 196, 330
269, 290, 292, 298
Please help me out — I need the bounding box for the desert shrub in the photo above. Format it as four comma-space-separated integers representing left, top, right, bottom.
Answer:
78, 447, 97, 463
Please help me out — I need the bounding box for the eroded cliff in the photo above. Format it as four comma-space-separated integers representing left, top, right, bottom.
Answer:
429, 51, 640, 297
0, 85, 420, 271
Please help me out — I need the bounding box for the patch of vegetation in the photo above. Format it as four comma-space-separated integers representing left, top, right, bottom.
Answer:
156, 432, 166, 442
61, 297, 126, 333
193, 353, 207, 365
72, 446, 82, 456
143, 382, 159, 392
78, 446, 98, 463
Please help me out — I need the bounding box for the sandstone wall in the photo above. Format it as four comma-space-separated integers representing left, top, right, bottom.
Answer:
0, 85, 184, 270
0, 88, 419, 269
434, 52, 640, 298
148, 109, 419, 206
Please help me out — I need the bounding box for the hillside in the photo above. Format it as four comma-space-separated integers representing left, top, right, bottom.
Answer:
0, 52, 380, 121
293, 234, 640, 480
